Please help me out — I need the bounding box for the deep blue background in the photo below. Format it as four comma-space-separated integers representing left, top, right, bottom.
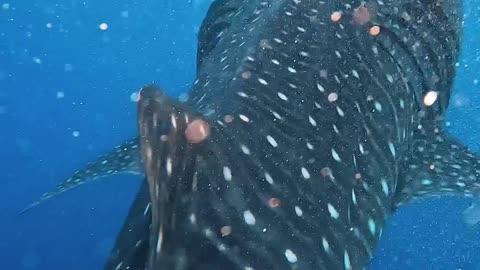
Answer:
1, 0, 480, 269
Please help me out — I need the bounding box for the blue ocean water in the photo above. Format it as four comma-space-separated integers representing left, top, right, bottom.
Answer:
1, 0, 480, 269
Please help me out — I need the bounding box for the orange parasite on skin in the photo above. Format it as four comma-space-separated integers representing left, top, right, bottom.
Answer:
268, 197, 281, 208
369, 25, 381, 36
331, 11, 342, 22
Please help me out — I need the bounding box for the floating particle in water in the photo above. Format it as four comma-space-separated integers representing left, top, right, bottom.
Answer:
432, 74, 440, 82
452, 93, 470, 107
92, 237, 115, 257
121, 11, 129, 18
21, 250, 40, 270
130, 92, 140, 102
352, 6, 372, 25
72, 131, 80, 137
241, 71, 251, 79
33, 57, 42, 64
224, 115, 234, 123
99, 23, 108, 31
16, 138, 32, 154
178, 93, 189, 102
1, 3, 9, 10
220, 226, 232, 236
56, 92, 64, 99
46, 23, 53, 28
319, 69, 328, 78
321, 167, 333, 178
474, 79, 478, 85
259, 39, 272, 49
64, 63, 73, 71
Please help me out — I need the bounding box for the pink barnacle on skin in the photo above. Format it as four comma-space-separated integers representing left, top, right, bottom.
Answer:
185, 119, 211, 143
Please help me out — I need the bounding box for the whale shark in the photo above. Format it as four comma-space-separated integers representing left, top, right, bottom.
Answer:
23, 0, 476, 269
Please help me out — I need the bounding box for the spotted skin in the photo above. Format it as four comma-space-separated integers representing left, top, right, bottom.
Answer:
21, 138, 143, 213
23, 0, 471, 268
104, 0, 471, 269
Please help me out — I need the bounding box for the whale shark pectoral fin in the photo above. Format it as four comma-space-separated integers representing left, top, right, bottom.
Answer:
395, 122, 480, 208
104, 179, 150, 270
20, 137, 143, 214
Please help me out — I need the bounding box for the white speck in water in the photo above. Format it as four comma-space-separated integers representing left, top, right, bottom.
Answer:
178, 93, 189, 102
99, 23, 109, 31
64, 63, 73, 71
2, 3, 10, 10
33, 57, 42, 64
72, 131, 80, 137
56, 92, 65, 99
121, 11, 129, 18
46, 23, 53, 28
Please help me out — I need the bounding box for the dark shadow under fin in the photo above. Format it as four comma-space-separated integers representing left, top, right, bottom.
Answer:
19, 137, 143, 214
104, 179, 150, 270
395, 118, 480, 208
137, 85, 210, 269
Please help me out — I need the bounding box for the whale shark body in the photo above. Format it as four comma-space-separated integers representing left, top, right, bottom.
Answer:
24, 0, 477, 269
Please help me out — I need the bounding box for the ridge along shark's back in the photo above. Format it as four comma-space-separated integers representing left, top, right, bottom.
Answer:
23, 0, 477, 269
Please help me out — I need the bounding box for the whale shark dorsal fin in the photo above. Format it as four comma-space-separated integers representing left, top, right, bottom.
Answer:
197, 0, 243, 68
395, 119, 480, 208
